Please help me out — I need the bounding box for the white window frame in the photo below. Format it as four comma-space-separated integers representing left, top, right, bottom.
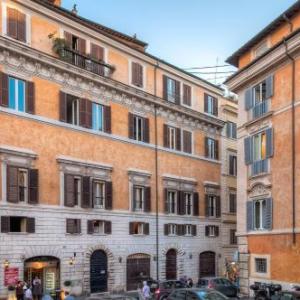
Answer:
168, 126, 176, 150
18, 168, 28, 203
167, 190, 177, 215
185, 192, 193, 216
8, 76, 26, 112
73, 176, 81, 207
2, 2, 31, 45
185, 224, 192, 236
92, 220, 105, 235
207, 138, 216, 159
166, 77, 176, 103
208, 225, 216, 237
133, 185, 144, 212
92, 102, 104, 131
208, 195, 216, 218
169, 224, 177, 236
93, 180, 105, 209
253, 132, 266, 162
250, 254, 271, 279
71, 98, 80, 126
133, 115, 144, 142
253, 80, 267, 105
253, 199, 266, 230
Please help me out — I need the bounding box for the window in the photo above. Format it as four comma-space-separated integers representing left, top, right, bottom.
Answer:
167, 191, 177, 214
133, 186, 144, 211
253, 132, 266, 162
185, 193, 193, 216
229, 155, 237, 176
93, 181, 105, 209
168, 126, 176, 150
208, 195, 216, 217
134, 116, 144, 141
8, 76, 26, 112
204, 94, 218, 116
66, 96, 80, 126
0, 216, 35, 233
183, 84, 191, 106
253, 81, 267, 105
88, 220, 111, 235
73, 177, 81, 206
205, 138, 218, 160
205, 225, 219, 237
254, 199, 266, 230
131, 62, 144, 88
93, 220, 104, 234
166, 77, 176, 102
169, 224, 177, 235
230, 229, 237, 245
229, 193, 237, 213
185, 224, 192, 236
6, 7, 27, 42
92, 103, 104, 131
18, 169, 28, 203
129, 113, 149, 143
255, 258, 267, 273
129, 222, 149, 235
66, 219, 81, 234
226, 122, 237, 139
182, 130, 192, 154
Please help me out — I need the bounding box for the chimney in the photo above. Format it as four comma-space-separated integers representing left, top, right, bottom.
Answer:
48, 0, 61, 6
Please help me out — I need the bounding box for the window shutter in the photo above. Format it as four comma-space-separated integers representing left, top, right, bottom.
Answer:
77, 37, 86, 55
128, 113, 135, 139
91, 43, 104, 61
182, 224, 187, 236
17, 11, 26, 42
59, 91, 67, 122
183, 130, 192, 154
81, 176, 91, 208
265, 75, 274, 99
233, 123, 237, 139
132, 185, 137, 211
144, 118, 150, 143
105, 181, 113, 210
64, 174, 75, 207
26, 218, 35, 233
177, 191, 184, 215
143, 223, 149, 235
7, 166, 19, 203
66, 219, 74, 234
216, 196, 221, 218
205, 226, 209, 237
129, 222, 134, 235
103, 106, 111, 133
193, 192, 199, 216
104, 221, 112, 234
28, 169, 39, 204
144, 186, 151, 213
1, 216, 10, 233
205, 195, 209, 217
226, 122, 231, 138
213, 97, 218, 116
176, 128, 181, 151
245, 88, 253, 110
131, 62, 137, 86
163, 75, 168, 100
215, 226, 219, 237
215, 140, 219, 160
192, 225, 197, 236
138, 63, 143, 87
164, 188, 169, 213
247, 201, 254, 231
175, 80, 181, 105
205, 137, 209, 157
176, 224, 182, 236
64, 31, 72, 48
0, 72, 9, 107
86, 99, 92, 129
7, 7, 18, 39
76, 220, 81, 234
164, 224, 169, 236
244, 136, 253, 165
79, 98, 86, 128
87, 220, 94, 234
183, 84, 191, 106
266, 128, 274, 158
163, 124, 169, 148
26, 81, 35, 114
204, 94, 208, 113
263, 198, 273, 230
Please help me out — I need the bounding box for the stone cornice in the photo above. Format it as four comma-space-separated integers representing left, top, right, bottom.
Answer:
226, 31, 300, 92
0, 36, 224, 133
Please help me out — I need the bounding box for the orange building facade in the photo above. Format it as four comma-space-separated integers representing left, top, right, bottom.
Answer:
226, 1, 300, 295
0, 0, 237, 297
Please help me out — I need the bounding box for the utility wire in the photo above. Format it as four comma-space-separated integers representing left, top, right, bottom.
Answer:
190, 71, 235, 74
184, 64, 231, 70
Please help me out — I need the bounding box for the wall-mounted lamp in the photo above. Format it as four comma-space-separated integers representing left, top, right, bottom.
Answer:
118, 257, 122, 263
68, 257, 75, 266
189, 254, 193, 259
4, 259, 10, 268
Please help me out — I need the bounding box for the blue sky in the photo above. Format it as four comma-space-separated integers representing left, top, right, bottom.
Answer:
62, 0, 296, 83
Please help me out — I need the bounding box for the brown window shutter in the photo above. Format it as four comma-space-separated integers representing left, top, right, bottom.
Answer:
163, 75, 168, 100
216, 196, 221, 218
183, 84, 191, 106
86, 99, 92, 129
105, 221, 112, 234
144, 118, 150, 143
1, 216, 10, 233
59, 91, 67, 122
205, 137, 209, 157
175, 80, 181, 105
177, 224, 183, 236
193, 192, 199, 216
205, 195, 209, 217
163, 124, 169, 148
213, 97, 218, 116
176, 128, 181, 151
215, 140, 219, 160
192, 225, 197, 236
144, 186, 151, 213
164, 224, 169, 236
77, 38, 86, 55
7, 166, 19, 203
205, 226, 209, 236
215, 226, 219, 236
0, 72, 9, 107
182, 225, 187, 236
131, 62, 137, 86
177, 191, 185, 215
90, 43, 104, 61
76, 220, 81, 234
104, 106, 111, 133
105, 181, 113, 210
81, 176, 91, 208
7, 7, 18, 39
204, 94, 208, 113
79, 98, 87, 128
87, 220, 94, 234
28, 169, 39, 204
64, 31, 72, 49
129, 222, 134, 235
164, 188, 169, 213
183, 130, 192, 154
66, 219, 74, 234
26, 81, 35, 114
17, 11, 26, 42
143, 223, 149, 235
26, 218, 35, 233
64, 174, 75, 207
128, 113, 135, 139
138, 64, 143, 87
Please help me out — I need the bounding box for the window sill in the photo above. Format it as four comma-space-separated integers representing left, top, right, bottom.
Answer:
249, 171, 271, 180
4, 35, 30, 47
131, 233, 147, 236
4, 232, 29, 235
90, 233, 108, 236
65, 233, 82, 236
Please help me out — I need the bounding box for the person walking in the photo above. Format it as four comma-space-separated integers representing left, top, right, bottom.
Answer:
25, 285, 33, 300
32, 277, 42, 300
16, 281, 25, 300
142, 281, 151, 300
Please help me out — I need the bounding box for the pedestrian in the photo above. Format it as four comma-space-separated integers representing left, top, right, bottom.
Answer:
142, 281, 150, 300
187, 278, 194, 288
25, 285, 33, 300
64, 291, 75, 300
16, 281, 25, 300
32, 277, 42, 300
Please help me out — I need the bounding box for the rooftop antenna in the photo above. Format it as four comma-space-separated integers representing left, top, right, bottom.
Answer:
133, 33, 137, 39
71, 4, 78, 15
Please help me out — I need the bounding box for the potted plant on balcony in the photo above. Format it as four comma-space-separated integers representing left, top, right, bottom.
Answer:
48, 33, 72, 61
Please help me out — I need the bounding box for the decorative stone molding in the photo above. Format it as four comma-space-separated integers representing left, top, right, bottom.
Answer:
23, 246, 62, 260
128, 169, 151, 186
248, 182, 271, 198
163, 174, 197, 191
204, 181, 220, 195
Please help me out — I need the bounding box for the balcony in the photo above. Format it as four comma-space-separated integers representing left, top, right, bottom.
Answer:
249, 100, 270, 120
58, 47, 115, 77
251, 159, 269, 176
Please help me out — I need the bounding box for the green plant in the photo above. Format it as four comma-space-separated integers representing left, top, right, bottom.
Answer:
52, 37, 69, 54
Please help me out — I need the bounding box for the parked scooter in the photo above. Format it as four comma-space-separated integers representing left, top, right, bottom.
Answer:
250, 282, 282, 300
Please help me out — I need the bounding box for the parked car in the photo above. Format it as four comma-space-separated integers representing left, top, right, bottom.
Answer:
167, 288, 228, 300
197, 277, 238, 298
153, 280, 187, 300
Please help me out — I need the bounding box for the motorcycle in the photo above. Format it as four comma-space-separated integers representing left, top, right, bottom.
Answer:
250, 282, 282, 300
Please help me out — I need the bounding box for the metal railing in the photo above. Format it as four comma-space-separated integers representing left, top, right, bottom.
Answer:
251, 100, 270, 120
251, 159, 269, 176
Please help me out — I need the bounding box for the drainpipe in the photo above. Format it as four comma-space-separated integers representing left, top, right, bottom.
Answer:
154, 61, 160, 280
283, 38, 296, 245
